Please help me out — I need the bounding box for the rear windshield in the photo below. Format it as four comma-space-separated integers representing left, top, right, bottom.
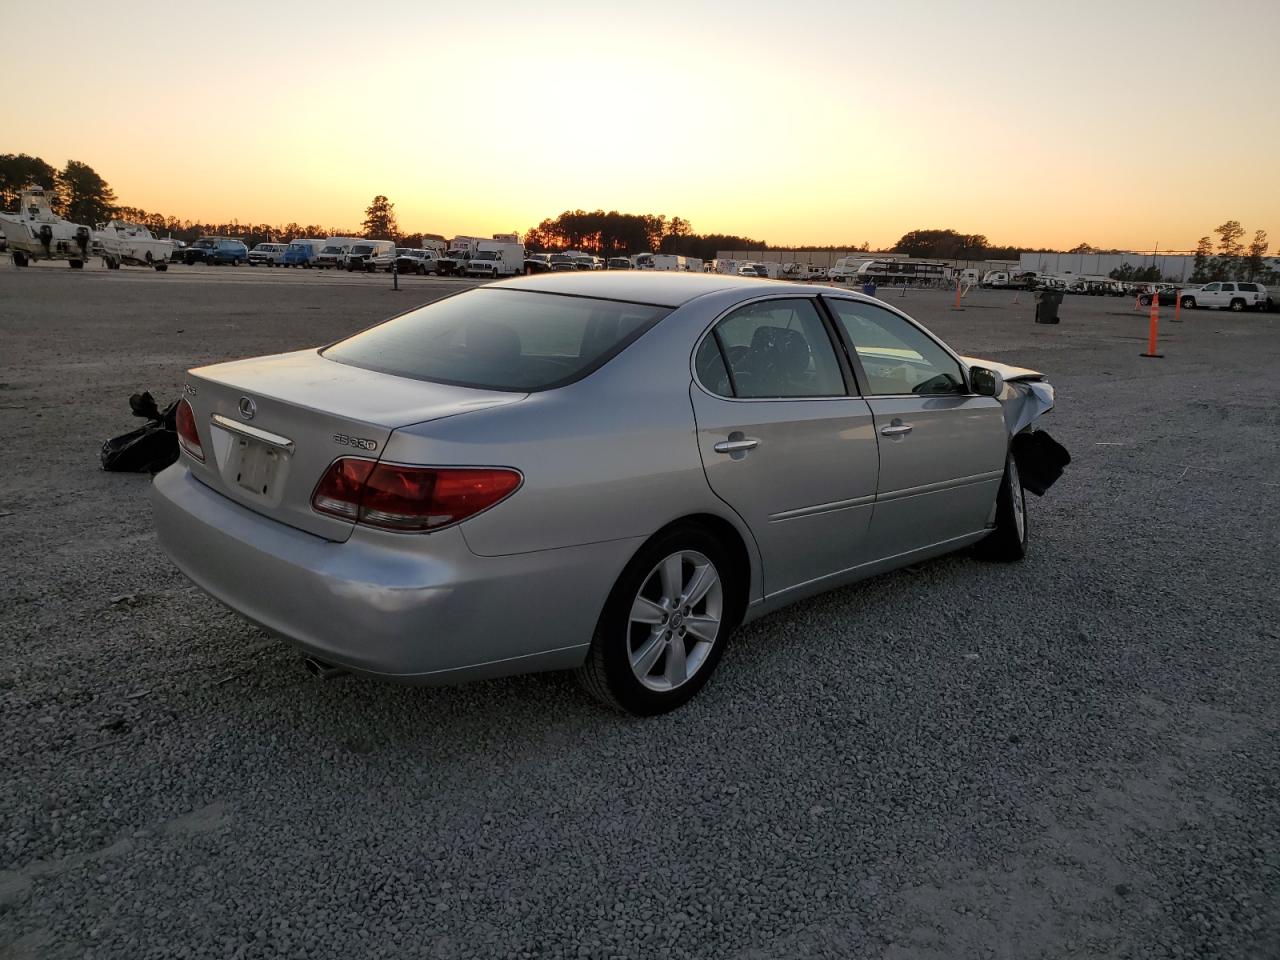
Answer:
322, 289, 668, 392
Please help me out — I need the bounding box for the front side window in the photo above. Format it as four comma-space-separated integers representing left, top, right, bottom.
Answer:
323, 289, 667, 392
1203, 283, 1220, 292
826, 299, 965, 397
697, 298, 844, 399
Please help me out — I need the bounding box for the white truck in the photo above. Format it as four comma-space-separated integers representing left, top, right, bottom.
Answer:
652, 254, 701, 272
463, 240, 526, 279
314, 236, 363, 269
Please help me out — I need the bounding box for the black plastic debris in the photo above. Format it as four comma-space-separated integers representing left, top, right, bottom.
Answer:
101, 391, 179, 473
1012, 430, 1071, 496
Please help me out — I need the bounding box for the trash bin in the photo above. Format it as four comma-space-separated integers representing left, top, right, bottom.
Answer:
1034, 288, 1063, 324
862, 282, 877, 297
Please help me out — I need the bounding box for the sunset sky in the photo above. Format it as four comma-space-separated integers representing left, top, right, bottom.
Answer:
12, 0, 1279, 251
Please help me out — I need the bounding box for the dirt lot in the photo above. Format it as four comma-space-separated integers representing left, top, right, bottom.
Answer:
1, 263, 1277, 959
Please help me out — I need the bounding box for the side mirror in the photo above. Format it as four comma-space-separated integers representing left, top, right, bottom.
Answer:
970, 365, 1004, 397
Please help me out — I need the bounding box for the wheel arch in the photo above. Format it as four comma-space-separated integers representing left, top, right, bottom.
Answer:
626, 512, 757, 629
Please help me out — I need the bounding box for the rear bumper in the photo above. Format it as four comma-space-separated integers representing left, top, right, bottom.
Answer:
151, 465, 638, 682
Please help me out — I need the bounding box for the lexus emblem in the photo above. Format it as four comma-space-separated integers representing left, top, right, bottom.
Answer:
238, 396, 257, 420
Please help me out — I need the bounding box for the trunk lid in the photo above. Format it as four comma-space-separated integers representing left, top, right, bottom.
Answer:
183, 349, 524, 541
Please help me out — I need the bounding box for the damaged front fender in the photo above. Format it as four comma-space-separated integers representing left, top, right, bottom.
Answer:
963, 356, 1071, 495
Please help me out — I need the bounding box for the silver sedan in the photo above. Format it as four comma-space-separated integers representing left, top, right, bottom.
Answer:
152, 273, 1068, 714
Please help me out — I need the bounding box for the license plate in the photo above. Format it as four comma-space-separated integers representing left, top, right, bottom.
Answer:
232, 437, 282, 497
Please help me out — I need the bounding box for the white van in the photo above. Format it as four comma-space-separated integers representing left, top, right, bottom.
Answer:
345, 239, 397, 272
315, 236, 363, 270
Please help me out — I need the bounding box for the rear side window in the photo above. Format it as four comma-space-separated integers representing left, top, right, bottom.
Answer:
696, 298, 845, 399
323, 289, 667, 391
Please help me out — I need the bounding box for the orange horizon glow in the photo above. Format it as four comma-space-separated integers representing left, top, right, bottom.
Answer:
9, 0, 1278, 253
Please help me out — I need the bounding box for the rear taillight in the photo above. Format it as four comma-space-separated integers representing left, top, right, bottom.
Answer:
311, 459, 521, 532
175, 399, 204, 462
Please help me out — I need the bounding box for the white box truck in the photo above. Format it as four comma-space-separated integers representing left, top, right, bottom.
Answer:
464, 239, 526, 279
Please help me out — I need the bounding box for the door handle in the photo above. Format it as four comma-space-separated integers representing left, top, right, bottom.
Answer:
879, 420, 913, 437
713, 438, 760, 454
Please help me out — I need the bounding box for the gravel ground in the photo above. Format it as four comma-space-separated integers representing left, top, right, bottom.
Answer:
0, 264, 1277, 959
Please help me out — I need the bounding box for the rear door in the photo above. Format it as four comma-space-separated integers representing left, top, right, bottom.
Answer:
823, 297, 1008, 558
689, 297, 879, 596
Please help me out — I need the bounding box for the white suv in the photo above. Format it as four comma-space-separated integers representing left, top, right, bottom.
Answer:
1180, 281, 1269, 312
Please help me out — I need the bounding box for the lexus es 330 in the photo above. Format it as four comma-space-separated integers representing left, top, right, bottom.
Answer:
152, 273, 1068, 714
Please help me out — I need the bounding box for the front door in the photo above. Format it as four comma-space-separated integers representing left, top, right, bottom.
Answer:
1199, 282, 1224, 307
823, 297, 1009, 558
690, 297, 880, 597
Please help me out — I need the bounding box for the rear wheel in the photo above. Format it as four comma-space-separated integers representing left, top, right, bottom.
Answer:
69, 259, 83, 269
576, 526, 741, 715
1230, 298, 1245, 312
12, 252, 28, 267
974, 453, 1027, 562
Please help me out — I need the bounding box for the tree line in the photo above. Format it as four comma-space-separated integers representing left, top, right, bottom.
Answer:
3, 153, 1272, 275
1189, 221, 1270, 283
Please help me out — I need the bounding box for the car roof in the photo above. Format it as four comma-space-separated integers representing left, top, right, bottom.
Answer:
498, 271, 818, 308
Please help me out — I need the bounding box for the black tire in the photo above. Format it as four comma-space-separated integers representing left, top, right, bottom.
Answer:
12, 252, 28, 267
1139, 295, 1151, 306
1181, 296, 1196, 309
155, 262, 168, 272
974, 453, 1027, 562
1230, 298, 1245, 312
576, 524, 744, 716
69, 260, 83, 269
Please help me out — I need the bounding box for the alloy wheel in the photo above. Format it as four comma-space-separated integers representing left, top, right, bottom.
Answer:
627, 550, 723, 692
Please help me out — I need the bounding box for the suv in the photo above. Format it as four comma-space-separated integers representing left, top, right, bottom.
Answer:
1179, 281, 1270, 312
247, 242, 287, 266
184, 238, 248, 266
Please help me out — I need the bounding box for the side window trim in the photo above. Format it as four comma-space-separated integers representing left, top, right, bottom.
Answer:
820, 295, 974, 397
690, 294, 857, 401
711, 327, 739, 397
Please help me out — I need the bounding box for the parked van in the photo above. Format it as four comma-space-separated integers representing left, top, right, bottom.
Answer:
248, 242, 288, 266
315, 236, 363, 269
345, 239, 397, 272
184, 237, 249, 266
281, 238, 326, 268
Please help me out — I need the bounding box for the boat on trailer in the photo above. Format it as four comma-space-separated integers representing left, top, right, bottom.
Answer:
1, 187, 93, 268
